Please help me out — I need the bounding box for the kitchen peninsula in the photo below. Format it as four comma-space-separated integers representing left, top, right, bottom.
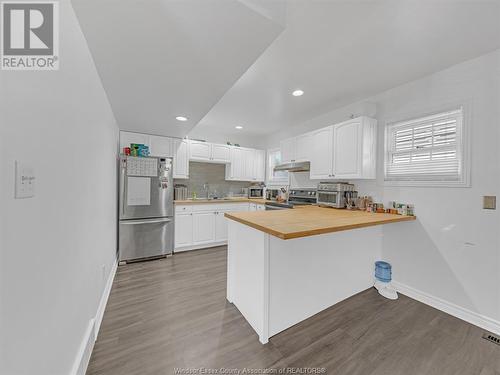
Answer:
225, 206, 415, 343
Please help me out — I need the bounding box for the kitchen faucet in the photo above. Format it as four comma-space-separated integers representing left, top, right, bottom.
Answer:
203, 183, 209, 199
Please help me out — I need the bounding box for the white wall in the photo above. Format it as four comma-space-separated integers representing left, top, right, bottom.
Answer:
0, 1, 119, 374
263, 49, 500, 324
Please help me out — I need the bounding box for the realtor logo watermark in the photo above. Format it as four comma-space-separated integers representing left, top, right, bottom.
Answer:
1, 1, 59, 70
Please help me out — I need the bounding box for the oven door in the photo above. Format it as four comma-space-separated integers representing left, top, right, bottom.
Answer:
317, 191, 343, 207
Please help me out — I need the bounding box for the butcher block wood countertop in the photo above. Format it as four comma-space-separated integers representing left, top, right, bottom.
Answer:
225, 205, 416, 239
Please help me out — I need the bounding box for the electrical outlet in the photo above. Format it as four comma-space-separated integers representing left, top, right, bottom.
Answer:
483, 196, 496, 210
15, 161, 35, 199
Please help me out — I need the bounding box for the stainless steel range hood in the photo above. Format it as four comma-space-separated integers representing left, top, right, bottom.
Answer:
274, 161, 310, 172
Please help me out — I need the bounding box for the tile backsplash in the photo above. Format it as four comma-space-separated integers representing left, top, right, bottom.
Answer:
174, 162, 253, 198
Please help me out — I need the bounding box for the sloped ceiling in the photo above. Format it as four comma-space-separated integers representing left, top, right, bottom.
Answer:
196, 0, 500, 137
72, 0, 285, 138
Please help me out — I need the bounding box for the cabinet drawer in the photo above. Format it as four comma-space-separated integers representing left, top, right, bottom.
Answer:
175, 205, 192, 213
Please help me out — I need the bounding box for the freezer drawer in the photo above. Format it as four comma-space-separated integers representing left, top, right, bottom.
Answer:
119, 217, 174, 262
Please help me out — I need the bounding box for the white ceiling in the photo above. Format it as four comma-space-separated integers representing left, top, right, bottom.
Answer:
196, 0, 500, 137
71, 0, 285, 138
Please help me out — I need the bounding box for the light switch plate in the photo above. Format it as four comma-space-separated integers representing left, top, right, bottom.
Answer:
483, 196, 496, 210
15, 161, 35, 199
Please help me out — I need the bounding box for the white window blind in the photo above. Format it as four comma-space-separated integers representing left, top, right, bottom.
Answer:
385, 108, 465, 184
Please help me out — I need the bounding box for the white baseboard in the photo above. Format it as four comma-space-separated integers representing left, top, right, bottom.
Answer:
71, 318, 95, 375
94, 259, 118, 339
175, 241, 227, 252
393, 280, 500, 335
71, 259, 118, 375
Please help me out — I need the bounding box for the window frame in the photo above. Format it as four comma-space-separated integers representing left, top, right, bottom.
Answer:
384, 105, 471, 188
266, 148, 289, 185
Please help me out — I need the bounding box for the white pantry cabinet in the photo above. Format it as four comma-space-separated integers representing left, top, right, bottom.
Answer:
189, 140, 230, 163
308, 116, 377, 180
174, 203, 249, 252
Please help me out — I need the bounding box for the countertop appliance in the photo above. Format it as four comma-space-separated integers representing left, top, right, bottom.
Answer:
248, 185, 264, 199
265, 188, 317, 210
265, 187, 284, 201
119, 156, 174, 263
316, 182, 356, 208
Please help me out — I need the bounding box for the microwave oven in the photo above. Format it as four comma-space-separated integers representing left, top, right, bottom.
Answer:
248, 186, 264, 199
317, 190, 345, 208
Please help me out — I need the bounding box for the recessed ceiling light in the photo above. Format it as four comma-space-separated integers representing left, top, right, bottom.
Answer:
292, 89, 304, 97
235, 125, 243, 129
176, 116, 188, 122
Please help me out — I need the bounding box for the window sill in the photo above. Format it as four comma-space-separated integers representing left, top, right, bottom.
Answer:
384, 179, 471, 188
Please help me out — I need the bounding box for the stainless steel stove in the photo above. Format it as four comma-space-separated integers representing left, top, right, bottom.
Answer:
265, 188, 317, 210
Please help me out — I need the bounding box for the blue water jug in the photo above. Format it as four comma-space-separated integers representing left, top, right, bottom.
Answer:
375, 261, 392, 283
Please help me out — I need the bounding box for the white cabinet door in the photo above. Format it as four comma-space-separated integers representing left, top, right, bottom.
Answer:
333, 119, 363, 178
309, 126, 334, 179
227, 147, 244, 180
150, 135, 173, 157
253, 150, 266, 181
120, 131, 150, 151
243, 148, 255, 181
175, 213, 193, 248
173, 139, 189, 179
215, 211, 228, 242
249, 203, 257, 211
280, 138, 296, 163
189, 140, 211, 161
295, 133, 311, 162
211, 144, 231, 163
192, 212, 216, 245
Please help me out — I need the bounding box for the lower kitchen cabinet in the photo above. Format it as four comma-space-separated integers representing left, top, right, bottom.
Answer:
174, 213, 193, 248
174, 203, 250, 252
193, 212, 216, 245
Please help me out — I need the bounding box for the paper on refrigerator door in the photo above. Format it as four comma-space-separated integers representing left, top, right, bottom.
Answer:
127, 177, 151, 206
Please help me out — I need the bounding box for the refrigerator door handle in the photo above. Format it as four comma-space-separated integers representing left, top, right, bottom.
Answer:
121, 218, 172, 225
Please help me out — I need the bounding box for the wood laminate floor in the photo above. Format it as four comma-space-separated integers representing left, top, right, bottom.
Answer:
87, 246, 500, 375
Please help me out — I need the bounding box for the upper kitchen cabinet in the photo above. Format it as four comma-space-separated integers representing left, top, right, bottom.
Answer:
280, 138, 296, 163
309, 126, 334, 179
309, 117, 377, 180
295, 133, 311, 162
226, 146, 245, 181
173, 139, 189, 179
280, 133, 311, 163
189, 140, 230, 163
189, 140, 211, 161
253, 150, 266, 182
211, 143, 231, 163
150, 135, 173, 157
226, 147, 265, 182
332, 117, 376, 179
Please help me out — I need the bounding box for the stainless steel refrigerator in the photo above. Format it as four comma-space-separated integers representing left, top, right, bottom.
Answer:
119, 156, 174, 263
